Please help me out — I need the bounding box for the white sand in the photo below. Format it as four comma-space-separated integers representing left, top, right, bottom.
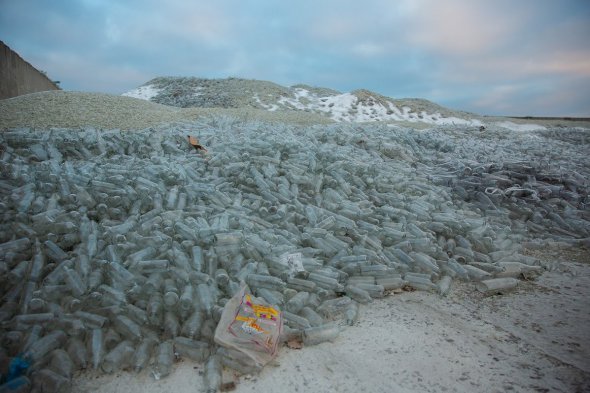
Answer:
73, 247, 590, 393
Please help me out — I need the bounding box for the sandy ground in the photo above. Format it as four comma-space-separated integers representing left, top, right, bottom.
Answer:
72, 245, 590, 393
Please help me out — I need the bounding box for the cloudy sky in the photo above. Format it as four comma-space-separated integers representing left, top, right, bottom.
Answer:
1, 0, 589, 116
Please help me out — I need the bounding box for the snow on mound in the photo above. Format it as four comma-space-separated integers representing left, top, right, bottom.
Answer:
122, 84, 162, 100
275, 88, 482, 126
495, 121, 547, 132
253, 94, 279, 111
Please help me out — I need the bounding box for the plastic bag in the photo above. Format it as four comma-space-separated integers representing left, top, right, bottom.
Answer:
280, 252, 305, 278
214, 283, 283, 368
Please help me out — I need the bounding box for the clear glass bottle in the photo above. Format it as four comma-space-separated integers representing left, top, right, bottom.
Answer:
204, 354, 222, 393
101, 340, 134, 374
164, 311, 180, 338
163, 278, 179, 307
147, 293, 164, 326
181, 310, 203, 339
113, 315, 142, 341
303, 324, 341, 346
48, 349, 74, 379
286, 291, 309, 314
66, 337, 88, 370
132, 337, 156, 373
152, 341, 174, 380
173, 337, 210, 362
23, 330, 66, 362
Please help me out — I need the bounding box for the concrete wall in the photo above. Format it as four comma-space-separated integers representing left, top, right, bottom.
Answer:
1, 41, 60, 100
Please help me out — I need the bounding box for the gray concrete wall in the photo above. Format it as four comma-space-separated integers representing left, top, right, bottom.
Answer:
1, 41, 60, 100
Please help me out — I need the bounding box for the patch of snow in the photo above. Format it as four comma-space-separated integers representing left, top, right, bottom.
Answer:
272, 87, 484, 126
293, 88, 308, 99
253, 95, 279, 111
191, 87, 204, 97
495, 121, 547, 132
321, 93, 357, 121
432, 116, 483, 126
122, 84, 161, 101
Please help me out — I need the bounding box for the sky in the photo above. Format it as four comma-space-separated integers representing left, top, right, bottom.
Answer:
1, 0, 589, 117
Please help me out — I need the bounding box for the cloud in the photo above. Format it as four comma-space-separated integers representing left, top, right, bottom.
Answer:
473, 84, 529, 112
407, 0, 526, 55
540, 52, 590, 77
105, 17, 121, 43
350, 42, 388, 58
137, 2, 233, 47
533, 78, 590, 117
41, 50, 152, 93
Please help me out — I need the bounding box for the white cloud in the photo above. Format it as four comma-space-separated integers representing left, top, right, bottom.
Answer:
105, 17, 121, 43
350, 42, 387, 57
406, 0, 525, 55
43, 51, 152, 93
473, 84, 523, 111
98, 2, 235, 49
